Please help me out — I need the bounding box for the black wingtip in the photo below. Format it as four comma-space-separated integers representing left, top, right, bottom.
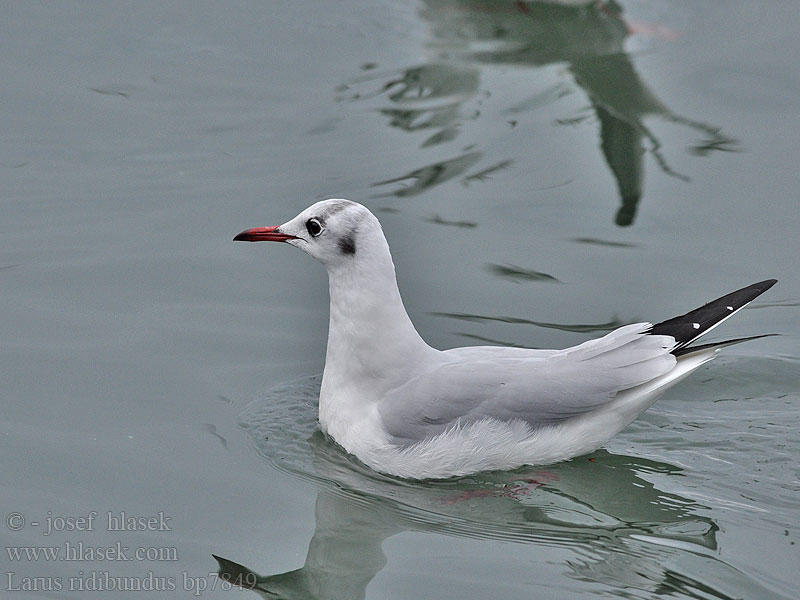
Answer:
650, 279, 778, 352
754, 278, 778, 292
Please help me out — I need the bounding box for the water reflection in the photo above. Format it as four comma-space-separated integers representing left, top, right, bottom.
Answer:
430, 311, 624, 346
431, 311, 624, 333
422, 214, 479, 228
343, 0, 734, 226
216, 448, 721, 598
213, 377, 783, 600
486, 263, 561, 283
372, 151, 482, 197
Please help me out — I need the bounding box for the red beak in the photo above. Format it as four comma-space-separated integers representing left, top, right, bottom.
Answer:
233, 226, 298, 243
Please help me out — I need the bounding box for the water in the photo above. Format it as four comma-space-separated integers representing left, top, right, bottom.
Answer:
1, 1, 798, 598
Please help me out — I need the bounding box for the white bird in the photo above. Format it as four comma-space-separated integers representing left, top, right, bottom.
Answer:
235, 199, 776, 479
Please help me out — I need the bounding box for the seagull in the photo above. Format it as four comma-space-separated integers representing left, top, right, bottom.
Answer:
235, 199, 777, 479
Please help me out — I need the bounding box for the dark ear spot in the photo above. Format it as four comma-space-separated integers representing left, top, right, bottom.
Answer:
338, 235, 356, 255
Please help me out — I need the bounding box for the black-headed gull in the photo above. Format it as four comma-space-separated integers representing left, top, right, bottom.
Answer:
235, 199, 776, 479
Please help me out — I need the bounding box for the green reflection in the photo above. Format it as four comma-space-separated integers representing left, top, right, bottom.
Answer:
345, 0, 734, 226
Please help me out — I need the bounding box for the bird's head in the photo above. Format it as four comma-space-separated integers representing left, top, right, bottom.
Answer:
234, 199, 386, 271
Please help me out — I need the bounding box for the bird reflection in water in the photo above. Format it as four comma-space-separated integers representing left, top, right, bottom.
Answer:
340, 0, 735, 226
210, 378, 757, 600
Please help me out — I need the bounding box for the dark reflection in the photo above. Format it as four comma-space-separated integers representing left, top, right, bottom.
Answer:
746, 297, 800, 310
213, 379, 783, 600
372, 151, 481, 197
423, 214, 479, 228
486, 263, 561, 283
344, 0, 734, 225
570, 236, 638, 248
431, 311, 625, 347
455, 332, 529, 347
461, 159, 514, 186
430, 311, 624, 333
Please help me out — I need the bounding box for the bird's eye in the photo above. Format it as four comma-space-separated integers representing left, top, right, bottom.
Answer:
306, 218, 323, 237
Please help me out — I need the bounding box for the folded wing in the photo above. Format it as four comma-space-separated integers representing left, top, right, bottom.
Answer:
380, 323, 676, 444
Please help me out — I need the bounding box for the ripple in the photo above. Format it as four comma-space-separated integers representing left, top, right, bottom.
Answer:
239, 376, 717, 546
236, 372, 795, 598
620, 355, 800, 518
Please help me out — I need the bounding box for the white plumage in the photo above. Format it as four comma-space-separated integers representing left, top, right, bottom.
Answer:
235, 199, 776, 479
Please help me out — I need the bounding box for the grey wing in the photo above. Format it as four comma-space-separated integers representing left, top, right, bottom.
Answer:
379, 323, 676, 444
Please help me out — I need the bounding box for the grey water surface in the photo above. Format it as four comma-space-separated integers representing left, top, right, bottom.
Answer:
2, 1, 798, 599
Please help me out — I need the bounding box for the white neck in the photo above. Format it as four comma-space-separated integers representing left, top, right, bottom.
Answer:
319, 233, 435, 430
327, 247, 432, 375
